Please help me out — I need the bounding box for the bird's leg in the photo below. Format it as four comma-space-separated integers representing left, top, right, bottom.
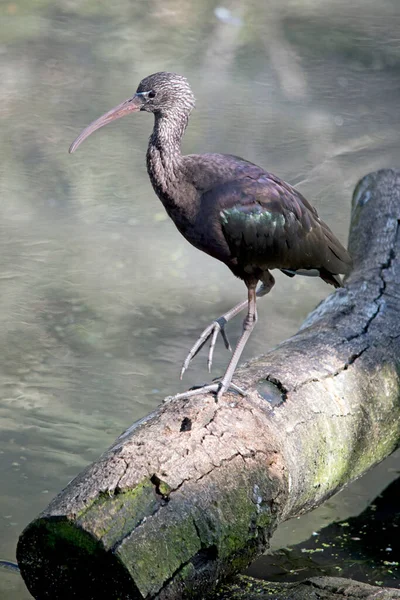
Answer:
169, 272, 275, 403
180, 278, 273, 378
216, 282, 258, 401
168, 283, 258, 404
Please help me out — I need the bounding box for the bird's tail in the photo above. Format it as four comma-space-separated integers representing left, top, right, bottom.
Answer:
280, 268, 344, 288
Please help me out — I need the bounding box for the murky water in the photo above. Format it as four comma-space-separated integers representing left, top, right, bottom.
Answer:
1, 0, 400, 597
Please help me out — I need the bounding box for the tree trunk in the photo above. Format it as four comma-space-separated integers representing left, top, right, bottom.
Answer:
17, 169, 400, 599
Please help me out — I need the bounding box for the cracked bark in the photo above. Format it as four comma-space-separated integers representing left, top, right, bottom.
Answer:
17, 170, 400, 600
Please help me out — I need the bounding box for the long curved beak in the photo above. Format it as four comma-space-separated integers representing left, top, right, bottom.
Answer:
69, 94, 143, 153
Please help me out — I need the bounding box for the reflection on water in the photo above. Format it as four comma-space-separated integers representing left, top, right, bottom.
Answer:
1, 0, 400, 597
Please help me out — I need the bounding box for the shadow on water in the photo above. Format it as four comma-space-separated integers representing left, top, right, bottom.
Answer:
247, 475, 400, 588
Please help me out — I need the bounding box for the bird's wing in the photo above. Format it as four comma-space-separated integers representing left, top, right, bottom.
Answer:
215, 175, 352, 275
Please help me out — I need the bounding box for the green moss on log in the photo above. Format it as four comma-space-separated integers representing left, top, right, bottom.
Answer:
76, 478, 160, 550
116, 508, 201, 597
41, 519, 102, 556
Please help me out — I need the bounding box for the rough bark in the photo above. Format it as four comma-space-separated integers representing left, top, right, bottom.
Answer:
17, 170, 400, 600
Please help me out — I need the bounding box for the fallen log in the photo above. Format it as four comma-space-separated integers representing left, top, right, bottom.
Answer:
17, 169, 400, 599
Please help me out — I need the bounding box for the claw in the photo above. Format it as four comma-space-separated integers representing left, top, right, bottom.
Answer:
208, 327, 219, 372
220, 327, 231, 351
181, 318, 232, 379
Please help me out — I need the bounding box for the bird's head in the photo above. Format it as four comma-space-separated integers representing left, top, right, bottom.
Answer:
69, 71, 195, 153
136, 72, 195, 116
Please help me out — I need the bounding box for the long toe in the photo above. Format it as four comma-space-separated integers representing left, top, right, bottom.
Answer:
164, 381, 247, 403
181, 319, 232, 378
164, 383, 220, 402
180, 299, 250, 379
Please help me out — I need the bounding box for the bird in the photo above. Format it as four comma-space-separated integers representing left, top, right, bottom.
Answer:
69, 71, 352, 401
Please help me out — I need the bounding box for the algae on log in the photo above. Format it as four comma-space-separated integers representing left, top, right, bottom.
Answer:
17, 169, 400, 600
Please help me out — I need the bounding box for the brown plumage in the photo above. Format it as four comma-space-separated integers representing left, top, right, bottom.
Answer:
69, 72, 352, 400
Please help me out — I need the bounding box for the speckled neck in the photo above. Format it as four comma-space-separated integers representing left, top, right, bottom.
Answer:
146, 110, 189, 204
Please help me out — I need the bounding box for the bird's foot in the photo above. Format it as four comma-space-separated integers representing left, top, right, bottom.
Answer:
180, 317, 231, 379
164, 381, 246, 404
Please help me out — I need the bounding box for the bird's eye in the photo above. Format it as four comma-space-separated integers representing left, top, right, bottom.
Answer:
148, 90, 156, 99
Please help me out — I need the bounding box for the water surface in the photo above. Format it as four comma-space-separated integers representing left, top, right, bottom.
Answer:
1, 0, 400, 597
